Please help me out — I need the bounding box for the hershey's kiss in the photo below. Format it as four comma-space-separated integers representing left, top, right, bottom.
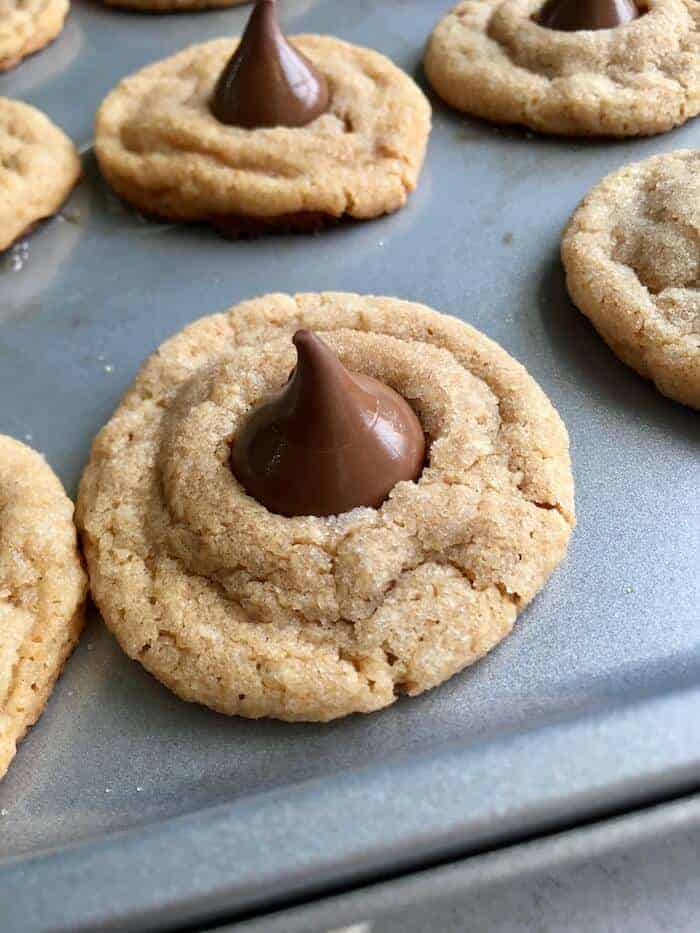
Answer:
231, 330, 426, 518
535, 0, 640, 31
210, 0, 330, 129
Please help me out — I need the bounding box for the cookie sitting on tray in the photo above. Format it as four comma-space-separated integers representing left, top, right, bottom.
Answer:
562, 150, 700, 409
0, 98, 81, 252
94, 0, 431, 236
77, 292, 575, 722
0, 0, 69, 72
0, 436, 88, 781
424, 0, 700, 137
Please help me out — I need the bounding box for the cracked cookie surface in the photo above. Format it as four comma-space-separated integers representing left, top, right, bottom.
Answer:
424, 0, 700, 137
0, 436, 87, 780
0, 0, 68, 72
563, 150, 700, 408
77, 293, 575, 722
0, 98, 81, 252
94, 37, 430, 228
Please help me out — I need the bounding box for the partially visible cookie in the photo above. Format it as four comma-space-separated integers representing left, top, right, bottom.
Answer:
0, 0, 69, 72
94, 37, 431, 231
103, 0, 247, 10
77, 292, 575, 723
0, 98, 81, 252
424, 0, 700, 137
0, 436, 88, 781
562, 150, 700, 409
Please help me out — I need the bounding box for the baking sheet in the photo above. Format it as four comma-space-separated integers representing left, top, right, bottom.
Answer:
0, 0, 698, 929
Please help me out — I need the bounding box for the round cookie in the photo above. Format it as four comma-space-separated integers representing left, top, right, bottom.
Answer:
562, 150, 700, 409
103, 0, 248, 10
94, 38, 431, 232
77, 293, 575, 722
0, 436, 88, 780
0, 98, 81, 252
0, 0, 69, 72
424, 0, 700, 137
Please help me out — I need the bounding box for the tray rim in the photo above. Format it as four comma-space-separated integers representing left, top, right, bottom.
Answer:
214, 790, 700, 933
3, 679, 700, 932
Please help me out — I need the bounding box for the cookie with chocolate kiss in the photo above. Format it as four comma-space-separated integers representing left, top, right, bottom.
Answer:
77, 292, 575, 722
424, 0, 700, 137
95, 1, 430, 235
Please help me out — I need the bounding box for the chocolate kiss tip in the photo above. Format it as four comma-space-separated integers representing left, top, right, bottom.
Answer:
210, 0, 329, 130
230, 330, 426, 518
535, 0, 640, 31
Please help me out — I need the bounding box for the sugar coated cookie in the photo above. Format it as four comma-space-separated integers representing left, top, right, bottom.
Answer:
0, 0, 69, 72
77, 293, 575, 722
424, 0, 700, 137
0, 436, 88, 780
563, 150, 700, 408
0, 98, 81, 252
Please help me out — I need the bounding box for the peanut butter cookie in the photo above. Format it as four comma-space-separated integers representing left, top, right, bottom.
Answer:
0, 98, 81, 252
424, 0, 700, 137
77, 293, 575, 722
94, 37, 430, 231
563, 150, 700, 408
0, 436, 88, 780
0, 0, 68, 72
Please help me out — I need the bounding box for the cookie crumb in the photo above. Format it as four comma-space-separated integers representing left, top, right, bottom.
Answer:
502, 232, 513, 245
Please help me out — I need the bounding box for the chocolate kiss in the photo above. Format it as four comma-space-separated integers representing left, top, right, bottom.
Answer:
231, 330, 426, 518
210, 0, 330, 129
535, 0, 640, 31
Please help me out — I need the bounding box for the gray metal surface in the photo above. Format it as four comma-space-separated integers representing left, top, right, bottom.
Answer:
0, 0, 698, 929
226, 793, 700, 933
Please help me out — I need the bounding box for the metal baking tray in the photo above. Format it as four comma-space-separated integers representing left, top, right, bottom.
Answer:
1, 1, 698, 930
